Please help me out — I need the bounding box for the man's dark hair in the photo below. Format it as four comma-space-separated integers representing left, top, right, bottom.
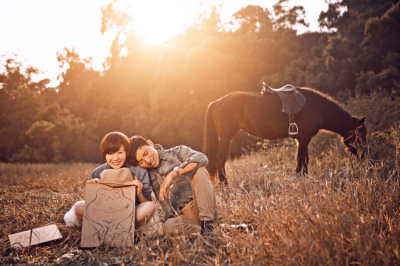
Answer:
128, 135, 149, 166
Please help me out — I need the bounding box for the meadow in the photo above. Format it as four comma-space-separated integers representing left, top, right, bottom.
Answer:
1, 93, 400, 265
1, 1, 399, 264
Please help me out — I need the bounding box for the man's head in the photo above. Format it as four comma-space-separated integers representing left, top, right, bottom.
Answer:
100, 132, 131, 169
129, 136, 160, 168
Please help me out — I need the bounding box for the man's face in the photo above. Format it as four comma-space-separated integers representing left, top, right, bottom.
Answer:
106, 145, 127, 169
135, 143, 160, 169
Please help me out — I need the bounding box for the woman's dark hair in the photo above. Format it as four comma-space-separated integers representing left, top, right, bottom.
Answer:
128, 135, 149, 166
100, 132, 131, 160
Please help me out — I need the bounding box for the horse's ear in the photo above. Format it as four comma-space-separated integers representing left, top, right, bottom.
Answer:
358, 116, 366, 126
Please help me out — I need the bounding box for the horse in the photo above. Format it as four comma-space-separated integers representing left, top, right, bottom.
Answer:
202, 88, 367, 184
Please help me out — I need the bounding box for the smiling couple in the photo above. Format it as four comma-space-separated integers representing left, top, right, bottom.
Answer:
64, 132, 218, 237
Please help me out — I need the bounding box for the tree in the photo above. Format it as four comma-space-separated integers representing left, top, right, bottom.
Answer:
0, 57, 46, 161
273, 0, 309, 30
56, 48, 102, 121
232, 5, 273, 36
318, 2, 342, 31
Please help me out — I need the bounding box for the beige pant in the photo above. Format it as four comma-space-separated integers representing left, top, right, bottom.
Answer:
163, 167, 217, 236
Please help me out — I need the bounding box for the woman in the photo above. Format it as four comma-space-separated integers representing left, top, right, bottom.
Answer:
64, 132, 162, 236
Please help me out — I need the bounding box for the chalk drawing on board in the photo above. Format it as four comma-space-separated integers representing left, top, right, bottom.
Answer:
85, 187, 135, 243
8, 225, 62, 248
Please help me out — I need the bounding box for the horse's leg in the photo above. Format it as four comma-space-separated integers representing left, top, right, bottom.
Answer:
296, 137, 311, 174
217, 136, 235, 185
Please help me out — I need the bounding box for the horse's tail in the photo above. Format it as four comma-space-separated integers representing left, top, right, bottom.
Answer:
203, 100, 219, 181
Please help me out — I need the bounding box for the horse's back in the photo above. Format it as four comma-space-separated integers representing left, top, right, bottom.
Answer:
213, 91, 259, 104
212, 91, 262, 119
210, 90, 323, 140
211, 91, 286, 138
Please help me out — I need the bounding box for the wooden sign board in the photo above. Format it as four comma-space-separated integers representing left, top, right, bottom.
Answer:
9, 224, 62, 248
81, 184, 136, 248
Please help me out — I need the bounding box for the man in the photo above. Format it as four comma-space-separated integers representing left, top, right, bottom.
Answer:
129, 136, 218, 236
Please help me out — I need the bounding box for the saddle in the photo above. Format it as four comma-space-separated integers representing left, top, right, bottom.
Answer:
261, 82, 306, 136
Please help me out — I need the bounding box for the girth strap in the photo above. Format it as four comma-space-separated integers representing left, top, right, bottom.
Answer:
261, 83, 306, 137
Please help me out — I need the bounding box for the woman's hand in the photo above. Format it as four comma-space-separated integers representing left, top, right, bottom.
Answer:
87, 179, 101, 185
131, 180, 143, 196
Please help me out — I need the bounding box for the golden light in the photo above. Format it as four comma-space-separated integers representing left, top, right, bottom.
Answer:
0, 0, 329, 86
129, 0, 213, 44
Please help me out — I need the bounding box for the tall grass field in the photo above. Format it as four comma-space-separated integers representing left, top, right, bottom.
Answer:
0, 93, 399, 265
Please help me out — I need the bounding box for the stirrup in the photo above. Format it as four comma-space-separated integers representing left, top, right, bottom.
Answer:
289, 123, 298, 135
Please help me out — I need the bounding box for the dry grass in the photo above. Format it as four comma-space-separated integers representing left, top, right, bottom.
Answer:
1, 128, 400, 265
221, 130, 400, 265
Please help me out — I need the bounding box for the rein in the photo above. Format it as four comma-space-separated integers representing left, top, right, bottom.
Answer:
344, 125, 363, 152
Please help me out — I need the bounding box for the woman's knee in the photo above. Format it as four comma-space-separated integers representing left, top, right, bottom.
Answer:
142, 201, 156, 214
136, 202, 156, 221
75, 205, 84, 221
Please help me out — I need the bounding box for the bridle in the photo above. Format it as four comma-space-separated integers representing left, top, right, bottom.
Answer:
344, 125, 363, 152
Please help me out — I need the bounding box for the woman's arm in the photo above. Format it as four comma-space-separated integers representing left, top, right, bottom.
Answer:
129, 165, 153, 201
131, 180, 149, 203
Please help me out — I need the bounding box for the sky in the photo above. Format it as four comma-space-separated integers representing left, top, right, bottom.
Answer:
0, 0, 329, 87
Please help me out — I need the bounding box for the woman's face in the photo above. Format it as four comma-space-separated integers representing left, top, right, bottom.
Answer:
106, 145, 127, 169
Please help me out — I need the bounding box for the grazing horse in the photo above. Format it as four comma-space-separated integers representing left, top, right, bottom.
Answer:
203, 88, 367, 184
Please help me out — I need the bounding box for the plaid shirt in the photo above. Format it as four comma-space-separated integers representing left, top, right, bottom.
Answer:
148, 144, 208, 220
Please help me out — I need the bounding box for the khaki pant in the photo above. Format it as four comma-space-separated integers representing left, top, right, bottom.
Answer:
163, 167, 217, 236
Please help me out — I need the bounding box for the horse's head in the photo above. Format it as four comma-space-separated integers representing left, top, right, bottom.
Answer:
343, 116, 368, 157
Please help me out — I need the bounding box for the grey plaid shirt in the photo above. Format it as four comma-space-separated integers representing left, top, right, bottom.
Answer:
148, 144, 208, 220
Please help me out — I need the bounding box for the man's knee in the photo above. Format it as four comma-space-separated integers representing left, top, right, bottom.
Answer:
194, 167, 209, 176
192, 167, 212, 184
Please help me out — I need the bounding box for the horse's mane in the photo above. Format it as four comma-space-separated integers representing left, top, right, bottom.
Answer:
299, 87, 353, 128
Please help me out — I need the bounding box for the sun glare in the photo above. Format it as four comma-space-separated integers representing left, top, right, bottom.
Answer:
123, 0, 327, 45
129, 0, 219, 44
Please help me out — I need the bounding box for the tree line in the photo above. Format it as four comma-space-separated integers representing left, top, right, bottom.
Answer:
0, 0, 399, 163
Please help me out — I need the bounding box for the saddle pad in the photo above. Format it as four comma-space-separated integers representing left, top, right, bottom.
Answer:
277, 90, 306, 114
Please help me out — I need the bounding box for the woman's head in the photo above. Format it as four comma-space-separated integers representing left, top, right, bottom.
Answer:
100, 132, 131, 169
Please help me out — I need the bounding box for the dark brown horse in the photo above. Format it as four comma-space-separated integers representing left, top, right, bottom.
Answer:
203, 88, 367, 184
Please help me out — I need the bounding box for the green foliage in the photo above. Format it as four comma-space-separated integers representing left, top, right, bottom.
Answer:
273, 0, 309, 29
1, 0, 399, 163
369, 128, 399, 161
0, 56, 100, 163
345, 91, 400, 132
232, 5, 273, 35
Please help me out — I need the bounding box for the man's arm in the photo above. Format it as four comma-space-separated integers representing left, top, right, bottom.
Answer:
159, 145, 208, 201
176, 145, 208, 171
148, 169, 176, 220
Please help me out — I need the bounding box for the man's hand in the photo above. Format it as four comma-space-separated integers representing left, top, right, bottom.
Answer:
159, 173, 174, 201
87, 179, 101, 185
131, 180, 143, 196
